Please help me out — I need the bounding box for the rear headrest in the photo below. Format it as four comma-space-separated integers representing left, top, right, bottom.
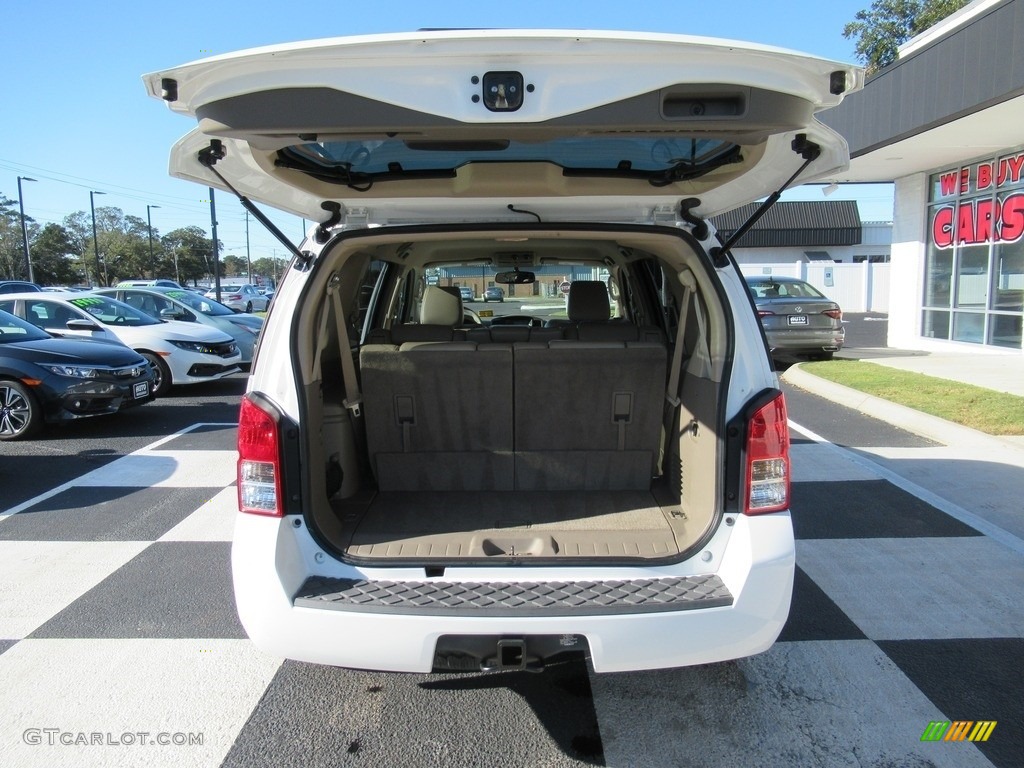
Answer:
567, 281, 610, 322
420, 285, 463, 326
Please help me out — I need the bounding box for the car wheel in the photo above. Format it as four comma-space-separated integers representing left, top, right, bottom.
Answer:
245, 301, 253, 313
0, 380, 41, 440
142, 352, 172, 397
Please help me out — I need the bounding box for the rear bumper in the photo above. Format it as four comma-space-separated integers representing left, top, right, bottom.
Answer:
232, 511, 794, 673
765, 327, 845, 352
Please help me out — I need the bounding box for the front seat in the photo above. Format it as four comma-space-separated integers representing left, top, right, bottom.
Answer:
387, 285, 465, 343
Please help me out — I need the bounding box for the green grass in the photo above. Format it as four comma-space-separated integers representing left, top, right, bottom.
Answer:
800, 360, 1024, 436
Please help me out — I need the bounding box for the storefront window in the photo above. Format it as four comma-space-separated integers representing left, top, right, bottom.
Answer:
992, 239, 1024, 313
988, 314, 1022, 349
923, 237, 953, 309
955, 243, 990, 309
925, 149, 1024, 349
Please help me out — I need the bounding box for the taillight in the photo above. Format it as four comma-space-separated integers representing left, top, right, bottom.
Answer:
744, 392, 790, 515
237, 395, 283, 516
822, 308, 842, 320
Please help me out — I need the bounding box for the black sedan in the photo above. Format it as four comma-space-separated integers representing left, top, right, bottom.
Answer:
0, 309, 155, 440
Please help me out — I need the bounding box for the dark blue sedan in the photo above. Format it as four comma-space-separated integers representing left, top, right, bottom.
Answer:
0, 309, 155, 440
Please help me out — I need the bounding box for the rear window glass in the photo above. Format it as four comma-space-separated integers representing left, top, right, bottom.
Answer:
280, 136, 739, 179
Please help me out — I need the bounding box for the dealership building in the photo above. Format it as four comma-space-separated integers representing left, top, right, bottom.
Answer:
820, 0, 1024, 353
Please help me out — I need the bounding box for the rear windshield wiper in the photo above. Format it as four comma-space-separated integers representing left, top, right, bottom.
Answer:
275, 154, 456, 192
562, 145, 743, 186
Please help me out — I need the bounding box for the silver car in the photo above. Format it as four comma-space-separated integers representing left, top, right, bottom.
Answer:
745, 276, 845, 360
94, 286, 264, 368
204, 283, 269, 313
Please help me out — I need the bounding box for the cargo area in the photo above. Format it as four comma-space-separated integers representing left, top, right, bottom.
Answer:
299, 229, 729, 566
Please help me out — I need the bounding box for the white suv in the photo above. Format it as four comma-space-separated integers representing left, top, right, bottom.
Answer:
148, 30, 860, 673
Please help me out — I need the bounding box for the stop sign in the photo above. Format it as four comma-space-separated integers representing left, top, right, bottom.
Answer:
559, 281, 571, 295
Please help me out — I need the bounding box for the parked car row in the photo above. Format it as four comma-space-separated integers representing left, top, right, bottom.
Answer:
0, 309, 155, 440
0, 283, 265, 439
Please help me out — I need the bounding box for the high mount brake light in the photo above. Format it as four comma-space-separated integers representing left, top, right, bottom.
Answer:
237, 395, 283, 516
744, 392, 790, 515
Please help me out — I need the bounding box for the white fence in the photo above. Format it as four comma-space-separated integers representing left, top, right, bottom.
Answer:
738, 262, 890, 313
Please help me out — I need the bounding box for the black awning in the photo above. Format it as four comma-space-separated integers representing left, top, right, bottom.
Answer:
712, 200, 862, 247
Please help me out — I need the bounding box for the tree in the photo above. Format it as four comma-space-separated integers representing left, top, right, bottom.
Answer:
222, 254, 248, 278
30, 224, 84, 286
161, 226, 220, 285
843, 0, 970, 73
0, 195, 33, 280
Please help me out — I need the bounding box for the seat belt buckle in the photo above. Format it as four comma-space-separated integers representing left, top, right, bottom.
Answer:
343, 397, 363, 418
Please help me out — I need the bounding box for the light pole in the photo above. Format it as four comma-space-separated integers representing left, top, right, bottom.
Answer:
17, 176, 37, 282
89, 191, 106, 287
146, 204, 161, 278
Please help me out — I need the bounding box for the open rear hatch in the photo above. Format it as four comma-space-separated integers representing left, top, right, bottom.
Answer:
144, 29, 861, 227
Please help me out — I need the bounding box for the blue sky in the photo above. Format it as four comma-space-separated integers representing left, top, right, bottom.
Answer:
0, 0, 894, 267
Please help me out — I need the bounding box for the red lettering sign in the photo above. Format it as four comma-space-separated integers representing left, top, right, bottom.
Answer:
932, 192, 1024, 248
938, 171, 960, 197
977, 162, 993, 191
932, 206, 954, 248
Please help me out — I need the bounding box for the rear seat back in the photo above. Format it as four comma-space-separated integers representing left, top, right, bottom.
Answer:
512, 340, 667, 490
360, 341, 514, 491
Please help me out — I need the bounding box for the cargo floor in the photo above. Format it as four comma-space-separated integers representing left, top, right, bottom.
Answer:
332, 490, 683, 560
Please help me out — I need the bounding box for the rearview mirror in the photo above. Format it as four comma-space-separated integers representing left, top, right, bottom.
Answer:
494, 270, 536, 285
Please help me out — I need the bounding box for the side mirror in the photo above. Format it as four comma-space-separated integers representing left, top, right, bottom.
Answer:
65, 318, 101, 332
160, 308, 187, 321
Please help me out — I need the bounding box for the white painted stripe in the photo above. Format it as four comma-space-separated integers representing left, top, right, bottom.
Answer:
159, 486, 239, 543
0, 541, 151, 638
797, 537, 1024, 640
0, 424, 237, 520
0, 639, 281, 768
789, 419, 1024, 556
591, 640, 992, 767
76, 451, 236, 488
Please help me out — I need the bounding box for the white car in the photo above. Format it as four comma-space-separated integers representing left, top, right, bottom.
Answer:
204, 283, 269, 313
147, 30, 861, 673
93, 286, 264, 368
0, 292, 241, 396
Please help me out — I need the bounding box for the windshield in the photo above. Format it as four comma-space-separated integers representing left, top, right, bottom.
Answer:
0, 308, 51, 342
278, 136, 741, 188
164, 290, 235, 316
66, 296, 162, 326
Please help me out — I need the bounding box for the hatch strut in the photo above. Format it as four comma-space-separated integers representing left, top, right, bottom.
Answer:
197, 140, 310, 266
707, 134, 821, 267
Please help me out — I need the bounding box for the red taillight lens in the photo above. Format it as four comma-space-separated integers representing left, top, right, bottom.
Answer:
822, 308, 843, 320
237, 396, 283, 516
228, 293, 243, 300
744, 393, 790, 515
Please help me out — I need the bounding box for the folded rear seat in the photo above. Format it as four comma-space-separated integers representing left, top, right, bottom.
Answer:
360, 341, 514, 491
512, 339, 667, 490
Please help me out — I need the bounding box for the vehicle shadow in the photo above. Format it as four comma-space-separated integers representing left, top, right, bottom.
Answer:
417, 655, 603, 765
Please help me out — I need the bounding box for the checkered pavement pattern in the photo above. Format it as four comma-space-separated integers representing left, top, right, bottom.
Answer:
0, 420, 1020, 767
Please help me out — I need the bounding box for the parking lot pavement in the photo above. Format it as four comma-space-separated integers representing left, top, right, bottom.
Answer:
1, 417, 1021, 766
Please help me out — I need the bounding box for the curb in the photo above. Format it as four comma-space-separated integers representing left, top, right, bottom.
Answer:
781, 364, 1024, 459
